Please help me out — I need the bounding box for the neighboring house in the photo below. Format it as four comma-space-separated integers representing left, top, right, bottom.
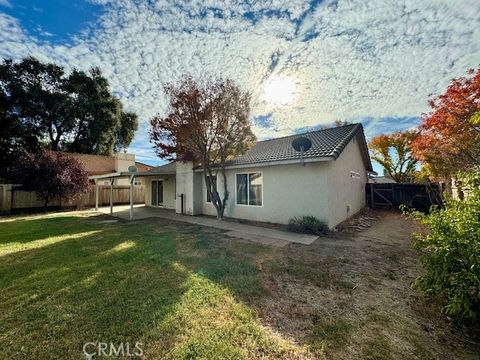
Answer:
135, 161, 154, 172
66, 152, 152, 185
94, 123, 373, 228
132, 161, 154, 186
0, 152, 152, 214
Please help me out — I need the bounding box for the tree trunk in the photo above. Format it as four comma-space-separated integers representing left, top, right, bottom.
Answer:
213, 188, 224, 220
51, 130, 63, 151
203, 163, 224, 220
43, 197, 49, 213
221, 165, 228, 216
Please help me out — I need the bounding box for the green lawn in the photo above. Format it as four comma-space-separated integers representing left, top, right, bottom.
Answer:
0, 213, 310, 359
0, 212, 478, 359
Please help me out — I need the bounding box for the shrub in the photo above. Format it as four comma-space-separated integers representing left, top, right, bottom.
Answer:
408, 171, 480, 320
287, 216, 328, 235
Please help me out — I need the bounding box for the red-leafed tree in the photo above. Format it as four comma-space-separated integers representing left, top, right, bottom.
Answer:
150, 76, 256, 219
17, 151, 91, 212
411, 68, 480, 179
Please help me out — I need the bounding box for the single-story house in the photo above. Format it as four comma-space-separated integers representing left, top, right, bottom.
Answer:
65, 152, 152, 186
91, 123, 373, 228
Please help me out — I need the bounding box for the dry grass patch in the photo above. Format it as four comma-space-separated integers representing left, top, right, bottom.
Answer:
0, 211, 478, 359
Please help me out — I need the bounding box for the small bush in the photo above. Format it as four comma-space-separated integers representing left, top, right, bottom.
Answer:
287, 216, 328, 235
408, 171, 480, 320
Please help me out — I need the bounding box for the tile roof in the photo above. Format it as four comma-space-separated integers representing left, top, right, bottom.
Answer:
228, 123, 373, 170
153, 123, 373, 173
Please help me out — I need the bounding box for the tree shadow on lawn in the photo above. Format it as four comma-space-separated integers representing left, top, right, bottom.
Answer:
0, 215, 98, 246
0, 215, 309, 359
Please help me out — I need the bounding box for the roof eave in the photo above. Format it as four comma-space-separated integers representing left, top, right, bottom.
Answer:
135, 170, 176, 176
89, 172, 123, 180
89, 169, 176, 181
193, 156, 334, 171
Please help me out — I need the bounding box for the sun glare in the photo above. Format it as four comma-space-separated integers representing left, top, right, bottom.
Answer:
261, 76, 297, 106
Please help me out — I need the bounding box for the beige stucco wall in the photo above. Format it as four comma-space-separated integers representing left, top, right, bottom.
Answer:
106, 153, 136, 186
174, 162, 197, 214
199, 161, 331, 225
195, 136, 367, 228
115, 153, 135, 172
144, 175, 176, 210
326, 135, 368, 228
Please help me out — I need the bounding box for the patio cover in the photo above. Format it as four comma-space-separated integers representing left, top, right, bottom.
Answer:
89, 162, 176, 220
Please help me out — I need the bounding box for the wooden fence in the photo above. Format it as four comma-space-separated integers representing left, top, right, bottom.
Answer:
366, 183, 443, 212
0, 184, 145, 215
80, 185, 145, 207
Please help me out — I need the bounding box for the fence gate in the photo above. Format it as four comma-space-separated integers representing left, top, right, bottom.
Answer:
366, 183, 443, 211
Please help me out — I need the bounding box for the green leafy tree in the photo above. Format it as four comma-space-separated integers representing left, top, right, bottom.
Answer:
369, 131, 418, 183
408, 171, 480, 320
471, 111, 480, 125
62, 68, 138, 154
0, 92, 39, 180
0, 57, 138, 175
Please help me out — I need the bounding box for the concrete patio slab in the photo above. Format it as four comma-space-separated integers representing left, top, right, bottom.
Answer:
94, 205, 318, 246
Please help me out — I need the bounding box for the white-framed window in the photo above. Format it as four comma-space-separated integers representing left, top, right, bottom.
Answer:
206, 175, 217, 203
236, 172, 263, 206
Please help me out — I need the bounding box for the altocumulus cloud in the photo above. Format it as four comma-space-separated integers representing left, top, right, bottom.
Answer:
1, 0, 479, 162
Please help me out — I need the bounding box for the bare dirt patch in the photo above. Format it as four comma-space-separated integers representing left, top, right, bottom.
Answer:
250, 211, 479, 359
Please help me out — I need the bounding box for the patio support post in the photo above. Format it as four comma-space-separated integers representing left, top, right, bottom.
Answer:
95, 180, 99, 211
129, 174, 135, 220
109, 177, 114, 215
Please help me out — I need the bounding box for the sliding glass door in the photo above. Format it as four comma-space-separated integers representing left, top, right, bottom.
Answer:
151, 180, 164, 206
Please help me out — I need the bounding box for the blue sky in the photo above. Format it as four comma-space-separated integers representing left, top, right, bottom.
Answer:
1, 0, 479, 173
0, 0, 101, 42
